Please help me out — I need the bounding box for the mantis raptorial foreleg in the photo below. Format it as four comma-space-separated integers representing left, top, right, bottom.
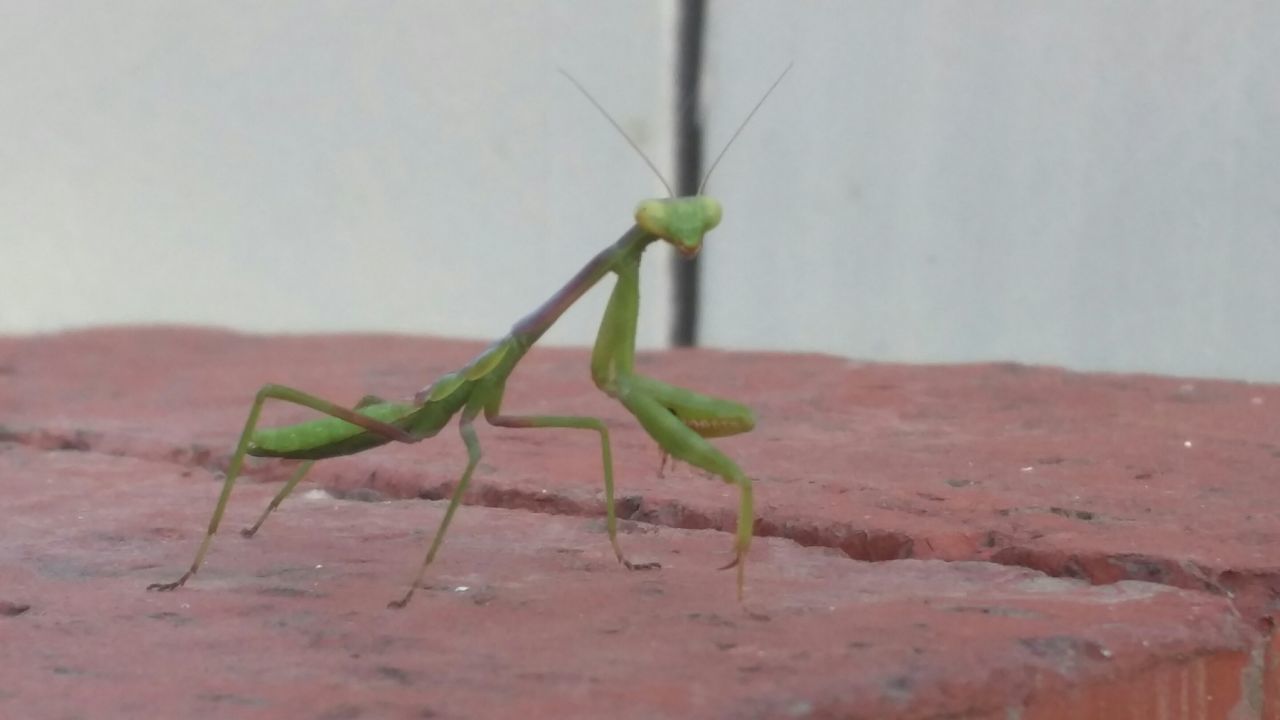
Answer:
617, 387, 754, 590
149, 66, 789, 607
635, 376, 757, 475
590, 252, 757, 597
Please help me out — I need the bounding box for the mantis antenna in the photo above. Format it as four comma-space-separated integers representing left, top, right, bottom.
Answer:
558, 68, 676, 198
699, 62, 793, 194
561, 63, 793, 198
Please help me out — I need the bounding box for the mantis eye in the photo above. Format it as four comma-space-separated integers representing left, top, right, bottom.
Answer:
699, 197, 723, 231
634, 200, 666, 237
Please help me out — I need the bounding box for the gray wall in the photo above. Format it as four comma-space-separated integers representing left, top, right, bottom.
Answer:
3, 2, 1278, 381
701, 3, 1280, 382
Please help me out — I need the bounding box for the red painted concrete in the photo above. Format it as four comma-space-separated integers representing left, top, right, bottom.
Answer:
2, 327, 1278, 717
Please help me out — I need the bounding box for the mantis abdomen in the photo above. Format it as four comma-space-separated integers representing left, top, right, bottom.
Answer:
247, 397, 459, 460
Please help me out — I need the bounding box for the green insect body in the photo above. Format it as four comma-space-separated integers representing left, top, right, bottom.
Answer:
246, 398, 452, 460
148, 67, 790, 609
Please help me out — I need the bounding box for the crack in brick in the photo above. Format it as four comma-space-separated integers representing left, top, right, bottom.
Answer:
6, 424, 1279, 627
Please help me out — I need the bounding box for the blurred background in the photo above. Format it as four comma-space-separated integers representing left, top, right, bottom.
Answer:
2, 2, 1277, 381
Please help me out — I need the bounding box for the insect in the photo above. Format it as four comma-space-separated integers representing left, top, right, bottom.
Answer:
148, 66, 790, 608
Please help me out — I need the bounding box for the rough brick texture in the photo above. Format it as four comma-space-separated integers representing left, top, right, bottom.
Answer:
2, 328, 1277, 718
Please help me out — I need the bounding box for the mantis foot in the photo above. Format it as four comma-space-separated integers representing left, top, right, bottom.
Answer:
146, 572, 192, 592
717, 550, 747, 602
387, 590, 415, 610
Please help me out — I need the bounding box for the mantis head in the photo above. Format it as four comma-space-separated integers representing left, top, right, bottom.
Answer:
561, 64, 788, 259
635, 195, 722, 258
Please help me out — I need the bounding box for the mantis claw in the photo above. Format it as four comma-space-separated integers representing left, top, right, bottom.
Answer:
718, 547, 747, 601
387, 590, 414, 610
146, 573, 191, 592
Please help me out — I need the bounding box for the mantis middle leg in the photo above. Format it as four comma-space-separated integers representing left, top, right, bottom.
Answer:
482, 381, 659, 571
390, 400, 485, 609
390, 371, 664, 608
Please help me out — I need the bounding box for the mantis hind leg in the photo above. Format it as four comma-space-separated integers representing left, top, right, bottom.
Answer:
148, 386, 416, 593
239, 395, 387, 539
617, 378, 755, 600
240, 460, 315, 538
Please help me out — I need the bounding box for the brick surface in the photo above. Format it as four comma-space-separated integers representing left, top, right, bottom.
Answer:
2, 327, 1278, 718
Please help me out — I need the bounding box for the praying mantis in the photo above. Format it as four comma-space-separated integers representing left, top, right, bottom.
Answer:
148, 66, 790, 608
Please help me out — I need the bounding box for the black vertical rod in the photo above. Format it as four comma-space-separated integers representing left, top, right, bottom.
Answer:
671, 0, 706, 347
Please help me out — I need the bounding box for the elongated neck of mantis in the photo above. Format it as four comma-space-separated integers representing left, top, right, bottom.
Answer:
510, 224, 655, 347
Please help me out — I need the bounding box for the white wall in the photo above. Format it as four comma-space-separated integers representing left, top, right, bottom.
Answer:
700, 2, 1280, 382
3, 2, 1278, 382
0, 2, 678, 347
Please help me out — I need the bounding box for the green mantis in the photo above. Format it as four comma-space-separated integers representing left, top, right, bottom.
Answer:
148, 67, 789, 608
